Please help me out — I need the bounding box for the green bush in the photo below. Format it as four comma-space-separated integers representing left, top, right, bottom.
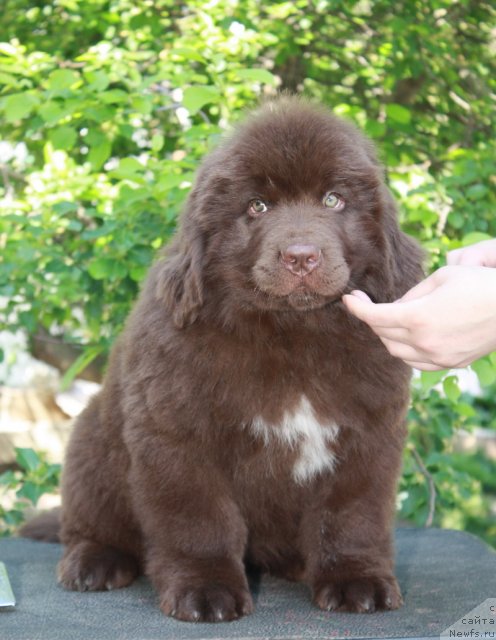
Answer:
0, 448, 61, 536
1, 0, 495, 544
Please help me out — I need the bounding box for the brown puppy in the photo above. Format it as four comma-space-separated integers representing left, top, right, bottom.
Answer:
55, 97, 423, 622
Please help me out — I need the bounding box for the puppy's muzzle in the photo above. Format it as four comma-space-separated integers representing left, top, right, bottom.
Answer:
280, 244, 322, 277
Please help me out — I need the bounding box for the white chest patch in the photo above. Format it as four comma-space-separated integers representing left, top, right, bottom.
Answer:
251, 396, 339, 483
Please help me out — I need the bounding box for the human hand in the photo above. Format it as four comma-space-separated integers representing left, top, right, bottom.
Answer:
447, 238, 496, 267
342, 265, 496, 371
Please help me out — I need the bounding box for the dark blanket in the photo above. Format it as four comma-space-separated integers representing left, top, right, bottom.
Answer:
1, 528, 494, 640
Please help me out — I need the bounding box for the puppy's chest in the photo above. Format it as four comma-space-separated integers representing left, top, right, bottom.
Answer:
249, 396, 339, 484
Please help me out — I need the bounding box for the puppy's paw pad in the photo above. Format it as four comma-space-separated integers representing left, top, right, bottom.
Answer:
313, 576, 402, 613
58, 542, 139, 592
161, 584, 254, 623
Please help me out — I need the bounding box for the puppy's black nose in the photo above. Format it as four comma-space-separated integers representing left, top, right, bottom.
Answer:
281, 244, 322, 276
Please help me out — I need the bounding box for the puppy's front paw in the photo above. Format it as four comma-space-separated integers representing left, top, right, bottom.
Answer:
58, 541, 139, 591
161, 583, 254, 622
313, 575, 402, 613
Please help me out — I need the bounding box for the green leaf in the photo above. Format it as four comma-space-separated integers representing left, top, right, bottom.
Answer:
169, 47, 206, 63
456, 402, 476, 418
46, 258, 69, 272
0, 470, 17, 486
419, 370, 445, 392
151, 133, 164, 152
15, 448, 41, 472
85, 105, 115, 122
17, 482, 45, 506
3, 92, 38, 122
465, 184, 488, 200
0, 72, 17, 86
117, 157, 144, 173
52, 201, 78, 216
131, 95, 153, 114
85, 128, 105, 146
385, 103, 411, 124
87, 257, 111, 279
471, 359, 496, 387
443, 375, 461, 403
47, 69, 79, 92
88, 140, 111, 170
156, 174, 185, 190
84, 70, 110, 92
66, 219, 83, 232
365, 119, 387, 138
47, 463, 62, 480
49, 126, 77, 150
101, 89, 128, 104
108, 157, 145, 180
129, 265, 148, 282
3, 509, 24, 527
38, 101, 66, 124
88, 257, 127, 280
114, 187, 150, 209
183, 86, 220, 113
60, 345, 104, 390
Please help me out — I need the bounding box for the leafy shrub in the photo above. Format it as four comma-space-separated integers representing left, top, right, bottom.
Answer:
0, 448, 61, 536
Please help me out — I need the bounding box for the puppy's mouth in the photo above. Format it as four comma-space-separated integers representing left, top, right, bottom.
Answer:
251, 258, 351, 312
252, 286, 344, 313
286, 289, 339, 310
251, 251, 351, 311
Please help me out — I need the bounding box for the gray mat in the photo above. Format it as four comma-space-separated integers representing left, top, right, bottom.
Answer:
1, 529, 495, 640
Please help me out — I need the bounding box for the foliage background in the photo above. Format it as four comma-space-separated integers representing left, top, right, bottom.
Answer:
1, 0, 495, 543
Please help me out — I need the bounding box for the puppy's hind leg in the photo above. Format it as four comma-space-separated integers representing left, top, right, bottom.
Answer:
58, 395, 142, 592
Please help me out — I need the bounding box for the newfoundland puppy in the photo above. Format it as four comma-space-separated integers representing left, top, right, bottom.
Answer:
47, 97, 424, 621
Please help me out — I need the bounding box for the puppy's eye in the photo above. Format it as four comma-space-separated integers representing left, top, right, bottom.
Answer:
323, 191, 345, 211
248, 199, 268, 217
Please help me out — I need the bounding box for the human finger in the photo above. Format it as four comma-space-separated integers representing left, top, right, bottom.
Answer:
396, 270, 444, 303
447, 248, 463, 266
348, 289, 372, 302
342, 293, 407, 329
379, 337, 426, 363
447, 240, 496, 267
447, 249, 483, 267
369, 326, 412, 343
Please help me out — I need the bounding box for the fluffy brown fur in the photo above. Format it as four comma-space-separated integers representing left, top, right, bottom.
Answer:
25, 97, 424, 622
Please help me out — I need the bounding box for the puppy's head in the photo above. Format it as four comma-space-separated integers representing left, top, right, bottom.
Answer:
158, 97, 423, 327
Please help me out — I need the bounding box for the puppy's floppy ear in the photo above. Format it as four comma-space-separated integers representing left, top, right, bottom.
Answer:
379, 186, 425, 299
155, 148, 225, 328
156, 219, 204, 329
